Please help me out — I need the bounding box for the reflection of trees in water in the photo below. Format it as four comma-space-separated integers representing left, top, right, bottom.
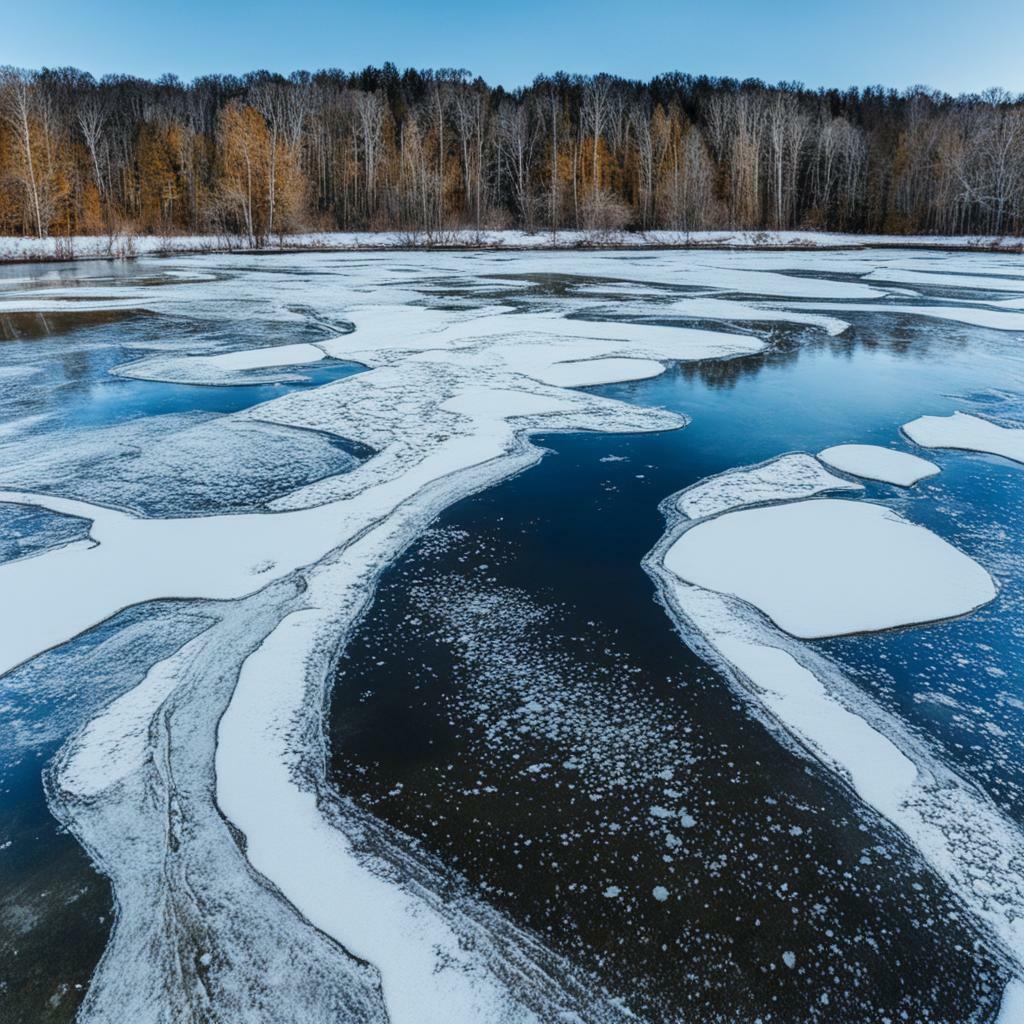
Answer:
0, 308, 142, 342
674, 313, 977, 389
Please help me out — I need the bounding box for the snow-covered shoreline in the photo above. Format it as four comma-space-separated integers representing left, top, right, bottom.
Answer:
2, 228, 1024, 264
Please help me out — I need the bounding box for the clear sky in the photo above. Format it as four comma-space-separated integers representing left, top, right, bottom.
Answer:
4, 0, 1024, 96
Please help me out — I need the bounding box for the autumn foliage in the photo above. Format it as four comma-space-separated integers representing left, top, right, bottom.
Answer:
2, 64, 1023, 240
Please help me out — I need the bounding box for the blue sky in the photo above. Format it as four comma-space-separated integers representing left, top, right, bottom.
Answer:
4, 0, 1023, 95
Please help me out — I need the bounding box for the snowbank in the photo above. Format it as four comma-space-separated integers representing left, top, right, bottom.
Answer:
818, 444, 940, 485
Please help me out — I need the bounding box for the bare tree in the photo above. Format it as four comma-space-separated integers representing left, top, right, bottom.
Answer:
354, 90, 385, 215
77, 87, 110, 207
542, 80, 562, 239
582, 74, 613, 201
495, 97, 540, 229
0, 67, 45, 237
250, 75, 310, 235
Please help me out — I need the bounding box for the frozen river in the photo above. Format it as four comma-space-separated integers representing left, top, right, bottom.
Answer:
0, 248, 1022, 1023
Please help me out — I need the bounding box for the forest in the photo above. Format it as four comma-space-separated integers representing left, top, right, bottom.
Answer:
2, 63, 1024, 241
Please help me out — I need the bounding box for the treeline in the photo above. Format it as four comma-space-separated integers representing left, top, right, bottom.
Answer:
2, 63, 1024, 241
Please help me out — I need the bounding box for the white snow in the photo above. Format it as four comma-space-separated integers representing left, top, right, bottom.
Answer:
715, 634, 919, 814
3, 252, 767, 1020
903, 411, 1024, 465
818, 444, 940, 486
219, 607, 543, 1024
780, 301, 1024, 332
0, 412, 52, 438
677, 453, 860, 519
60, 632, 211, 797
660, 296, 849, 336
5, 246, 1024, 1015
664, 498, 996, 638
0, 489, 367, 677
112, 303, 763, 386
649, 574, 1024, 971
3, 229, 1023, 264
188, 341, 329, 374
862, 267, 1024, 293
534, 357, 667, 387
997, 979, 1024, 1024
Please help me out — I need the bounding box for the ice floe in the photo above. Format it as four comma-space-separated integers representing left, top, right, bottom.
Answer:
903, 411, 1024, 465
997, 978, 1024, 1024
818, 444, 940, 485
676, 452, 860, 519
665, 498, 996, 638
862, 267, 1024, 293
775, 300, 1024, 331
658, 296, 849, 336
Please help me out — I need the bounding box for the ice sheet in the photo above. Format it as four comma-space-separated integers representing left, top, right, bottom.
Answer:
4, 246, 1022, 1019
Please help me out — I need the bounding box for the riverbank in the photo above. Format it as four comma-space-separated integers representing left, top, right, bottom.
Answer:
2, 229, 1023, 264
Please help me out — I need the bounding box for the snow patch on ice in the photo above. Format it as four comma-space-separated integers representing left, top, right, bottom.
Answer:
660, 296, 849, 336
997, 978, 1024, 1024
665, 498, 995, 638
818, 444, 940, 486
779, 300, 1024, 332
677, 453, 860, 519
903, 411, 1024, 466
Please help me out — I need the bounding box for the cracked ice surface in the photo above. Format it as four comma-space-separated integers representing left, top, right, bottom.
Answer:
0, 413, 358, 516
